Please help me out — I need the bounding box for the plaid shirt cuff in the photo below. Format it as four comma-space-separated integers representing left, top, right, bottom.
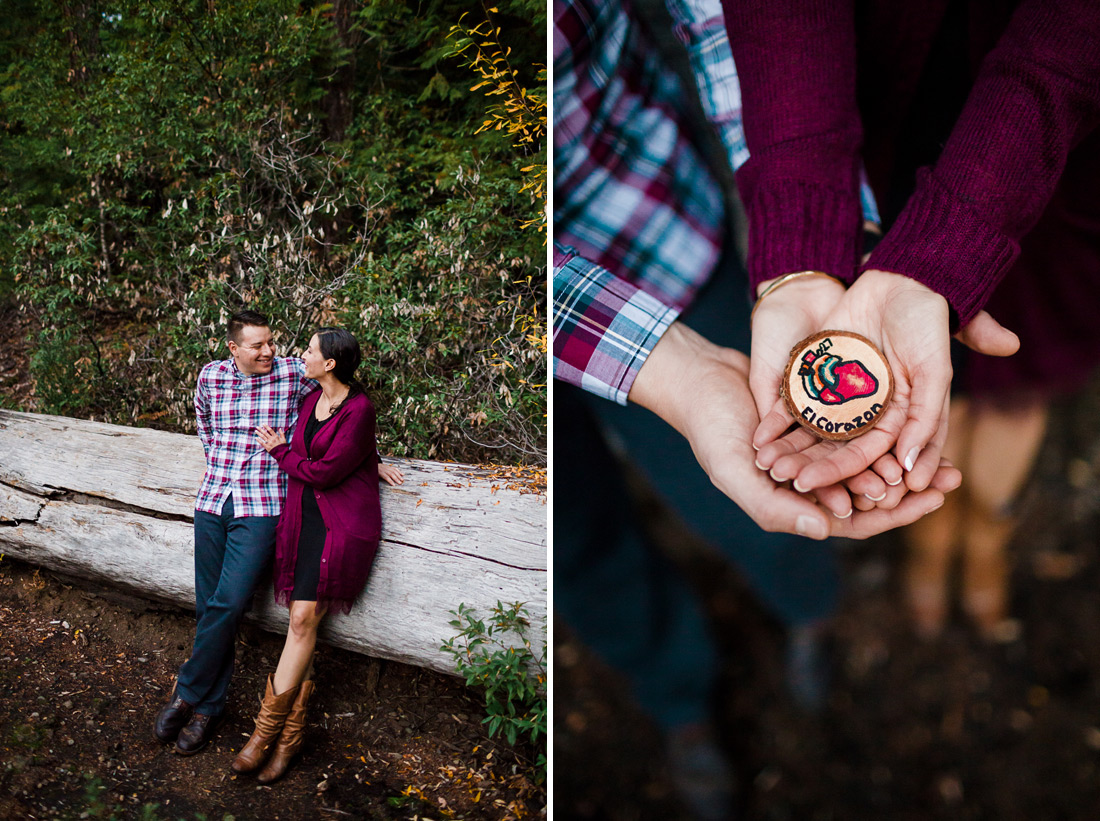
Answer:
553, 246, 681, 405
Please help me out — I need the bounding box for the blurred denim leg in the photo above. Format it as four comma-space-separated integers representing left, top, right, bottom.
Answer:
556, 384, 716, 731
556, 385, 736, 819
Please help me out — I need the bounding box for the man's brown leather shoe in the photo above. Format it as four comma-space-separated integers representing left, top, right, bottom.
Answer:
153, 688, 193, 744
174, 712, 222, 755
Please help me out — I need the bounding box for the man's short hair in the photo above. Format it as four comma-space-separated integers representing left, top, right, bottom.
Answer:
227, 310, 270, 344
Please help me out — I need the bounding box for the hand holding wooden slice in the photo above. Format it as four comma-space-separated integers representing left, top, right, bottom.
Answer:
781, 330, 893, 441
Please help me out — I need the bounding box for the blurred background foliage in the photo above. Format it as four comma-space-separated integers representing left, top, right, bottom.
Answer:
0, 0, 546, 464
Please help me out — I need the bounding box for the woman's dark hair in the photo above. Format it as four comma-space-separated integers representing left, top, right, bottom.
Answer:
315, 327, 363, 407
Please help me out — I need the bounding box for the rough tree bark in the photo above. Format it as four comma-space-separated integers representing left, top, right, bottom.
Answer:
0, 410, 546, 677
321, 0, 358, 142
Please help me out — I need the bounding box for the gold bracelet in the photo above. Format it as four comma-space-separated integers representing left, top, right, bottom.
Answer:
750, 270, 845, 324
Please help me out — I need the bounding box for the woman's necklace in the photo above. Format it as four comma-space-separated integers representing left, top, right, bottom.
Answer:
318, 386, 349, 419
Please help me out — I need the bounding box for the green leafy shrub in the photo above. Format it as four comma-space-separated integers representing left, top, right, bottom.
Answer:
0, 0, 545, 466
441, 601, 546, 783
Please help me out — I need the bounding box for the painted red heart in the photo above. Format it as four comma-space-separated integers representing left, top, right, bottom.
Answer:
818, 360, 878, 405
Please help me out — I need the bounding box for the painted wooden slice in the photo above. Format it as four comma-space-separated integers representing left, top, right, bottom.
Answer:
781, 330, 893, 441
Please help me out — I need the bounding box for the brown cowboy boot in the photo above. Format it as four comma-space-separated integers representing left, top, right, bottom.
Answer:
230, 674, 300, 775
257, 679, 314, 784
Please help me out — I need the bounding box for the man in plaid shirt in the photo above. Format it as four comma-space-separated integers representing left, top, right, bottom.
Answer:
154, 309, 316, 754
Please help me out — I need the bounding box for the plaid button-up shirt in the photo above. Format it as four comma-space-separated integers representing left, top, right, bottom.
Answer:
194, 357, 317, 517
553, 0, 878, 404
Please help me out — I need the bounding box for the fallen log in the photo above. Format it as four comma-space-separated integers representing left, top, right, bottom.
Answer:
0, 410, 546, 677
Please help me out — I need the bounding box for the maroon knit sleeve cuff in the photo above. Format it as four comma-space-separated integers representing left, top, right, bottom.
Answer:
861, 169, 1019, 329
743, 177, 863, 294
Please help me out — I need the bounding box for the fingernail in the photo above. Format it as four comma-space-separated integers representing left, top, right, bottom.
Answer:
835, 507, 853, 519
752, 441, 760, 452
796, 515, 828, 540
904, 447, 921, 472
865, 491, 887, 502
770, 468, 788, 483
885, 475, 903, 486
793, 477, 808, 493
755, 458, 767, 471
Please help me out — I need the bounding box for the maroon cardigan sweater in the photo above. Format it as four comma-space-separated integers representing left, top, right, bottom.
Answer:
723, 0, 1100, 330
269, 389, 381, 612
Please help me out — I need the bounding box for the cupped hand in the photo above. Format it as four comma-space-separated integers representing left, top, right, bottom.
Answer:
754, 269, 1016, 493
748, 273, 847, 419
830, 457, 961, 539
628, 321, 960, 540
753, 269, 951, 492
760, 425, 907, 511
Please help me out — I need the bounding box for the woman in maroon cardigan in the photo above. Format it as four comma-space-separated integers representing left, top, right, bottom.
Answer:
230, 327, 404, 783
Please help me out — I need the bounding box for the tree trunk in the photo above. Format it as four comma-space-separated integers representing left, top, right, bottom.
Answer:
0, 410, 545, 676
322, 0, 358, 142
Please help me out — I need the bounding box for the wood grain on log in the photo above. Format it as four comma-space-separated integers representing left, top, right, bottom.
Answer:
0, 410, 546, 676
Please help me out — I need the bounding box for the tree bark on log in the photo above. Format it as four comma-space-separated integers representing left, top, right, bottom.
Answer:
0, 410, 546, 677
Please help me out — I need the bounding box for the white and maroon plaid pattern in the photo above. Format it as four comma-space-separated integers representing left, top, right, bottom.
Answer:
194, 357, 317, 517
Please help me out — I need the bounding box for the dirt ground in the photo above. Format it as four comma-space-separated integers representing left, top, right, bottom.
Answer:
0, 557, 542, 820
555, 379, 1100, 820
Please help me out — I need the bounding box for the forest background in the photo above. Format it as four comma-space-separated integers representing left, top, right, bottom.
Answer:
0, 0, 546, 467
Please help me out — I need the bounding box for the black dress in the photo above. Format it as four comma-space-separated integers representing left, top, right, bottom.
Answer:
290, 409, 334, 601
